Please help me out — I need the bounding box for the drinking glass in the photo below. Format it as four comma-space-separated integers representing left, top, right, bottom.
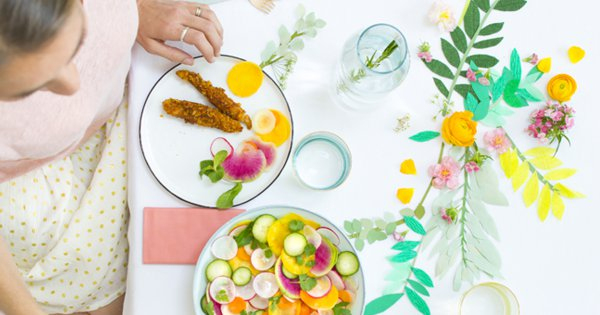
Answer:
459, 282, 520, 315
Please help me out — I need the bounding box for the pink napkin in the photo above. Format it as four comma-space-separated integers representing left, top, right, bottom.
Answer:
143, 207, 244, 264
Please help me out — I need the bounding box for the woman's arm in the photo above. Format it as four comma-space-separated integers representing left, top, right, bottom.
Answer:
0, 236, 46, 315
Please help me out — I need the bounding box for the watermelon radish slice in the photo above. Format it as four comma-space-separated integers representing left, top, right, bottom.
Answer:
306, 276, 332, 299
326, 270, 346, 291
303, 225, 322, 249
250, 248, 276, 271
309, 238, 338, 277
211, 235, 238, 260
274, 258, 301, 300
252, 272, 279, 298
235, 282, 256, 301
228, 225, 247, 237
209, 277, 236, 305
210, 137, 234, 158
244, 138, 277, 169
210, 297, 223, 315
316, 227, 340, 246
249, 295, 269, 310
222, 142, 267, 182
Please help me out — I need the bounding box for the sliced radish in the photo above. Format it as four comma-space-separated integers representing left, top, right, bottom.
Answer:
253, 272, 279, 298
244, 244, 254, 256
250, 248, 276, 271
343, 276, 359, 294
228, 225, 247, 237
326, 270, 346, 291
211, 235, 238, 260
209, 297, 223, 315
306, 276, 332, 299
249, 295, 269, 310
284, 295, 298, 303
209, 277, 236, 305
317, 227, 340, 246
303, 225, 322, 249
236, 282, 256, 301
318, 310, 334, 315
211, 137, 234, 158
252, 109, 276, 134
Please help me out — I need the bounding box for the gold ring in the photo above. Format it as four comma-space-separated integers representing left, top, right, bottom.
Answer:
194, 7, 203, 17
180, 26, 190, 42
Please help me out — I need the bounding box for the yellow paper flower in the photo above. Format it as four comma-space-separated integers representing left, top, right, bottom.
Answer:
396, 188, 414, 204
537, 57, 552, 73
400, 159, 417, 175
547, 74, 577, 102
441, 111, 477, 147
568, 46, 585, 64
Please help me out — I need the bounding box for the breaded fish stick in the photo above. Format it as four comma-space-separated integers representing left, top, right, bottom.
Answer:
176, 70, 253, 130
163, 98, 243, 133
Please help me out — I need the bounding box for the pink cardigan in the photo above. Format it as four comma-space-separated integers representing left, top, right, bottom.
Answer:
0, 0, 138, 183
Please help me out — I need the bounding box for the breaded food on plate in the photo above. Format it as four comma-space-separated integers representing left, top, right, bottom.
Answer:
163, 98, 243, 133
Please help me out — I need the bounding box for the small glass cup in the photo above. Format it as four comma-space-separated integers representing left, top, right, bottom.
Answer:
459, 282, 520, 315
292, 132, 351, 190
333, 23, 410, 111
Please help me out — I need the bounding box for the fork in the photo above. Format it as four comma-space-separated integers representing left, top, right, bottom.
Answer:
248, 0, 275, 14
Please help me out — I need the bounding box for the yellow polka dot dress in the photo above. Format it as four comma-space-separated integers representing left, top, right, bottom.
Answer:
0, 103, 129, 314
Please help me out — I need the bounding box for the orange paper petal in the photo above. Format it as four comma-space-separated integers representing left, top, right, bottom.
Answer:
400, 159, 417, 175
396, 188, 415, 204
568, 46, 585, 64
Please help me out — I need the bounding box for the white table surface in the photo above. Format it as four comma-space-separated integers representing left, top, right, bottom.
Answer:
125, 0, 600, 314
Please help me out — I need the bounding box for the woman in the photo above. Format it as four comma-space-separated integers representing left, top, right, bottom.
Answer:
0, 0, 223, 314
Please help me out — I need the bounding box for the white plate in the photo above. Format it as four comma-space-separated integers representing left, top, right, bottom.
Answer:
140, 55, 293, 207
192, 205, 365, 314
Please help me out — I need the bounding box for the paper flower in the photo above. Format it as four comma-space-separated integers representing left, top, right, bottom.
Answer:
429, 1, 457, 32
547, 74, 577, 102
527, 101, 575, 151
464, 161, 480, 173
441, 111, 478, 147
478, 76, 490, 86
466, 68, 477, 82
396, 188, 415, 204
440, 207, 458, 224
568, 46, 585, 64
483, 128, 511, 154
537, 57, 552, 73
428, 156, 461, 190
523, 53, 539, 65
392, 231, 404, 242
400, 159, 417, 175
417, 42, 433, 63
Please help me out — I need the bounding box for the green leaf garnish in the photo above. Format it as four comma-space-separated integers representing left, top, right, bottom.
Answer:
288, 220, 305, 232
216, 182, 243, 209
234, 221, 255, 247
298, 274, 317, 291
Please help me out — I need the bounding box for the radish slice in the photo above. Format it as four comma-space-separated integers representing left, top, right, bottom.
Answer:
249, 295, 269, 309
253, 272, 279, 298
252, 109, 276, 134
211, 137, 234, 157
209, 277, 236, 305
236, 282, 256, 301
343, 276, 359, 294
317, 227, 340, 246
244, 244, 254, 256
220, 304, 236, 315
228, 225, 247, 237
326, 270, 346, 291
318, 310, 334, 315
250, 248, 276, 271
284, 295, 298, 303
307, 276, 332, 299
303, 225, 322, 249
210, 297, 223, 315
211, 235, 238, 260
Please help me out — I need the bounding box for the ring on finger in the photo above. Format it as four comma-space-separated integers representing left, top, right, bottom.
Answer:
194, 7, 203, 17
180, 26, 190, 42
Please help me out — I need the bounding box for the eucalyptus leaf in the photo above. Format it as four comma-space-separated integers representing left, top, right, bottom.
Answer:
375, 219, 387, 230
278, 25, 290, 45
385, 222, 397, 235
304, 28, 317, 38
450, 27, 468, 53
314, 19, 326, 28
352, 219, 362, 233
289, 38, 305, 51
361, 218, 374, 230
464, 2, 481, 38
384, 211, 396, 222
479, 22, 504, 36
441, 38, 460, 67
355, 238, 365, 251
415, 205, 426, 219
367, 230, 387, 244
344, 221, 354, 233
294, 4, 306, 19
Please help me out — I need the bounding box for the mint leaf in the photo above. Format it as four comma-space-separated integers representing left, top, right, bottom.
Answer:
288, 220, 305, 232
264, 249, 273, 259
299, 274, 317, 291
234, 221, 254, 247
216, 182, 243, 209
333, 302, 351, 315
304, 243, 316, 256
206, 169, 224, 183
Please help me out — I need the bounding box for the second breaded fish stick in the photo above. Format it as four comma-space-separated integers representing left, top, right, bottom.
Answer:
163, 98, 243, 133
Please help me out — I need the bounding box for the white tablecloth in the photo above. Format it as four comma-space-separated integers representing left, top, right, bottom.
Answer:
125, 0, 600, 313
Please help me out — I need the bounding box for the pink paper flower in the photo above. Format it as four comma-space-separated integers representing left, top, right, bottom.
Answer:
428, 1, 458, 32
483, 128, 511, 154
466, 68, 477, 82
440, 207, 458, 224
428, 156, 461, 190
392, 231, 404, 242
465, 161, 480, 173
418, 51, 433, 63
478, 76, 490, 86
524, 53, 539, 65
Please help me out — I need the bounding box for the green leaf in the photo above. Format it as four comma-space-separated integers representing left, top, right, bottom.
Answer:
473, 37, 503, 49
464, 93, 489, 121
343, 221, 353, 233
216, 182, 243, 209
454, 84, 472, 99
366, 230, 387, 244
314, 19, 326, 28
411, 267, 434, 287
494, 0, 527, 12
403, 216, 426, 235
474, 0, 491, 11
390, 250, 417, 263
207, 169, 224, 183
466, 55, 499, 68
517, 88, 542, 102
354, 239, 365, 251
392, 241, 420, 251
441, 39, 460, 68
525, 66, 543, 83
503, 80, 528, 108
464, 93, 478, 112
464, 2, 480, 38
408, 279, 430, 297
405, 287, 431, 315
409, 131, 440, 142
510, 49, 522, 82
433, 78, 449, 98
213, 150, 228, 167
289, 220, 305, 232
294, 4, 306, 19
479, 22, 504, 36
200, 160, 213, 172
414, 205, 426, 219
364, 294, 404, 315
424, 59, 454, 79
450, 27, 467, 53
278, 25, 290, 44
385, 222, 397, 235
492, 73, 507, 102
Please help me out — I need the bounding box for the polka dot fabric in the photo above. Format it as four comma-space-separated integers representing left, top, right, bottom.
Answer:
0, 102, 129, 314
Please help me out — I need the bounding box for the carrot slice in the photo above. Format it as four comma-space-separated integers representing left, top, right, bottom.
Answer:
228, 297, 247, 313
338, 290, 354, 303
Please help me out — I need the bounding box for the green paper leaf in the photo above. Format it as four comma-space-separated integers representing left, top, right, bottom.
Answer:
364, 294, 404, 315
424, 59, 454, 79
385, 222, 397, 234
354, 238, 365, 251
494, 0, 527, 12
433, 78, 449, 98
479, 22, 504, 35
405, 287, 431, 315
510, 49, 522, 81
414, 205, 426, 219
473, 37, 503, 49
492, 74, 507, 102
464, 2, 480, 38
411, 267, 434, 287
216, 182, 243, 209
343, 221, 353, 233
454, 84, 473, 99
526, 66, 543, 83
466, 54, 499, 68
408, 279, 430, 297
367, 230, 387, 244
464, 93, 478, 112
403, 216, 426, 235
472, 82, 489, 100
392, 241, 420, 251
524, 85, 545, 101
441, 39, 460, 67
450, 27, 467, 53
278, 25, 290, 44
409, 131, 440, 142
517, 87, 542, 102
474, 0, 491, 12
503, 80, 528, 108
390, 250, 417, 263
480, 111, 505, 127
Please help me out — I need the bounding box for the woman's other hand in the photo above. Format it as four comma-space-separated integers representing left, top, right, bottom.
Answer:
136, 0, 224, 64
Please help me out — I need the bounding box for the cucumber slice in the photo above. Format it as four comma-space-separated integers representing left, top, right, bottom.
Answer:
200, 294, 215, 315
232, 267, 252, 286
206, 259, 232, 282
283, 233, 307, 256
335, 251, 360, 276
252, 214, 277, 243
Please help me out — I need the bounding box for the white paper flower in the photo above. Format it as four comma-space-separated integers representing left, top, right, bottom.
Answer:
428, 1, 458, 32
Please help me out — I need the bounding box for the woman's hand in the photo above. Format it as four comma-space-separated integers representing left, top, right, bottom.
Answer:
136, 0, 224, 64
